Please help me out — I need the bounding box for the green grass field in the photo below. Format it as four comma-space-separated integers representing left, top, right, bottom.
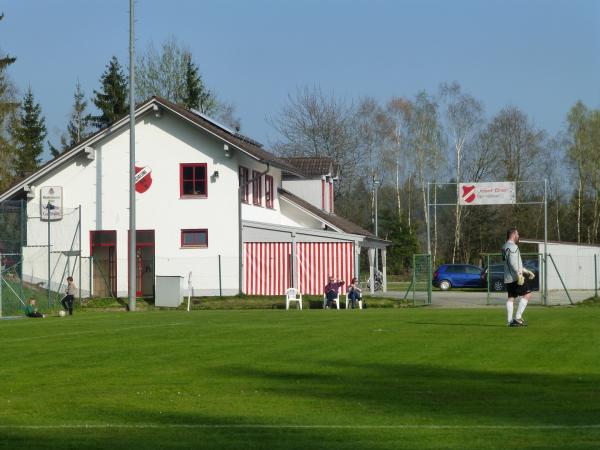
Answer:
1, 307, 599, 449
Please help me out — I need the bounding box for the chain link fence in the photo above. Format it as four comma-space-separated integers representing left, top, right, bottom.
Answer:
403, 253, 432, 305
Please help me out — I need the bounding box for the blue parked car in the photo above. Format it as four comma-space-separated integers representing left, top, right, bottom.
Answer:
433, 264, 484, 290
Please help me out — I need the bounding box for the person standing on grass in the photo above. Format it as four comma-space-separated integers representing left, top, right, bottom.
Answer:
60, 276, 77, 316
324, 276, 345, 308
24, 298, 45, 318
502, 228, 535, 327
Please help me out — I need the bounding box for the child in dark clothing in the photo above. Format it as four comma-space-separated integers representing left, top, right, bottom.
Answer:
24, 298, 45, 318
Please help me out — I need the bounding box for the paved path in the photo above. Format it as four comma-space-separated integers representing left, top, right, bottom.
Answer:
368, 289, 595, 308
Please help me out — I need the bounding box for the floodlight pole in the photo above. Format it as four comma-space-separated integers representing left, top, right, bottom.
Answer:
128, 0, 136, 312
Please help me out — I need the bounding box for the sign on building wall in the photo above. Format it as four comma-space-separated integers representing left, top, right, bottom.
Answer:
40, 186, 63, 220
135, 165, 153, 193
458, 182, 516, 206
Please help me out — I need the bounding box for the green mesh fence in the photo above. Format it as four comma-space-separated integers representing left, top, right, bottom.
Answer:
483, 252, 544, 305
404, 253, 431, 305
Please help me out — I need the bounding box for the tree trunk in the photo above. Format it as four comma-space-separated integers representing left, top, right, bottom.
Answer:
407, 173, 412, 231
433, 185, 438, 264
555, 194, 561, 242
396, 156, 402, 223
451, 142, 462, 263
577, 174, 582, 243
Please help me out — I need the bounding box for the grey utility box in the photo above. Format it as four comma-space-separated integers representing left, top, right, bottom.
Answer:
155, 276, 183, 307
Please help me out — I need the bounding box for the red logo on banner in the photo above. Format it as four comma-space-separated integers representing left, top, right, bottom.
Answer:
135, 165, 153, 193
462, 185, 476, 204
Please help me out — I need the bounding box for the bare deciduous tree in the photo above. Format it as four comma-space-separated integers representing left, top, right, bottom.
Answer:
439, 82, 483, 262
270, 86, 361, 200
385, 97, 412, 223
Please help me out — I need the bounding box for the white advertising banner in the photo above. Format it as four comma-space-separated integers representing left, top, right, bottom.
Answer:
458, 182, 516, 206
40, 186, 63, 220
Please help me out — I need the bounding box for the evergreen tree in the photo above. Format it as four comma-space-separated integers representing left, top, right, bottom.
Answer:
182, 52, 201, 110
11, 87, 47, 176
51, 81, 90, 157
67, 81, 90, 146
90, 56, 127, 129
0, 13, 18, 191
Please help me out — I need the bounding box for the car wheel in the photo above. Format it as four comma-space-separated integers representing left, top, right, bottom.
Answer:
492, 280, 504, 292
439, 280, 451, 291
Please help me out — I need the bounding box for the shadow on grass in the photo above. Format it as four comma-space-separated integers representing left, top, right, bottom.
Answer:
2, 362, 599, 449
209, 361, 600, 429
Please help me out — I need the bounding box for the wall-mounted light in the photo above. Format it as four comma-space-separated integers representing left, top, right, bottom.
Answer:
152, 104, 162, 118
211, 170, 219, 182
223, 144, 231, 158
24, 185, 35, 199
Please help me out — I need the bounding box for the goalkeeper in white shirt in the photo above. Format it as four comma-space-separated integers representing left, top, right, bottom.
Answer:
502, 228, 535, 327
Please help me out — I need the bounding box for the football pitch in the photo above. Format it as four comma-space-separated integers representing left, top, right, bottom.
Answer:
1, 307, 599, 449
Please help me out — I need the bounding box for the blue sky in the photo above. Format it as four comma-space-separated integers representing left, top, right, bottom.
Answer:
2, 0, 599, 160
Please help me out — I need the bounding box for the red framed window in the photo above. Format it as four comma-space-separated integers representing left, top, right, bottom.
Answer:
265, 175, 274, 209
180, 163, 207, 197
252, 170, 262, 206
181, 229, 208, 248
239, 166, 249, 203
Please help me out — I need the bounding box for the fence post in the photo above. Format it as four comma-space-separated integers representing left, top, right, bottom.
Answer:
412, 254, 416, 306
218, 254, 222, 297
0, 252, 3, 317
20, 199, 25, 304
595, 254, 598, 298
78, 205, 82, 302
47, 215, 51, 308
486, 254, 490, 306
427, 254, 432, 305
89, 256, 93, 298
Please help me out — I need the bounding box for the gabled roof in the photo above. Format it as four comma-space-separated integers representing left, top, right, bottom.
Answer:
0, 96, 303, 202
281, 156, 340, 179
155, 97, 302, 175
278, 187, 384, 240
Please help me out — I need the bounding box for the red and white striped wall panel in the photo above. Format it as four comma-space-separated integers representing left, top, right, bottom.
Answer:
244, 242, 354, 296
296, 242, 353, 295
244, 242, 292, 295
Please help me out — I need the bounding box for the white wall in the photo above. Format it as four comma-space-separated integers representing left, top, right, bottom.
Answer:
540, 242, 600, 290
283, 178, 333, 212
21, 105, 352, 298
25, 111, 242, 296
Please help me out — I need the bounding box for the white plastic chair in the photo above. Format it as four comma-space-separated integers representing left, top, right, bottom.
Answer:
285, 288, 303, 310
323, 293, 340, 309
345, 293, 363, 310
